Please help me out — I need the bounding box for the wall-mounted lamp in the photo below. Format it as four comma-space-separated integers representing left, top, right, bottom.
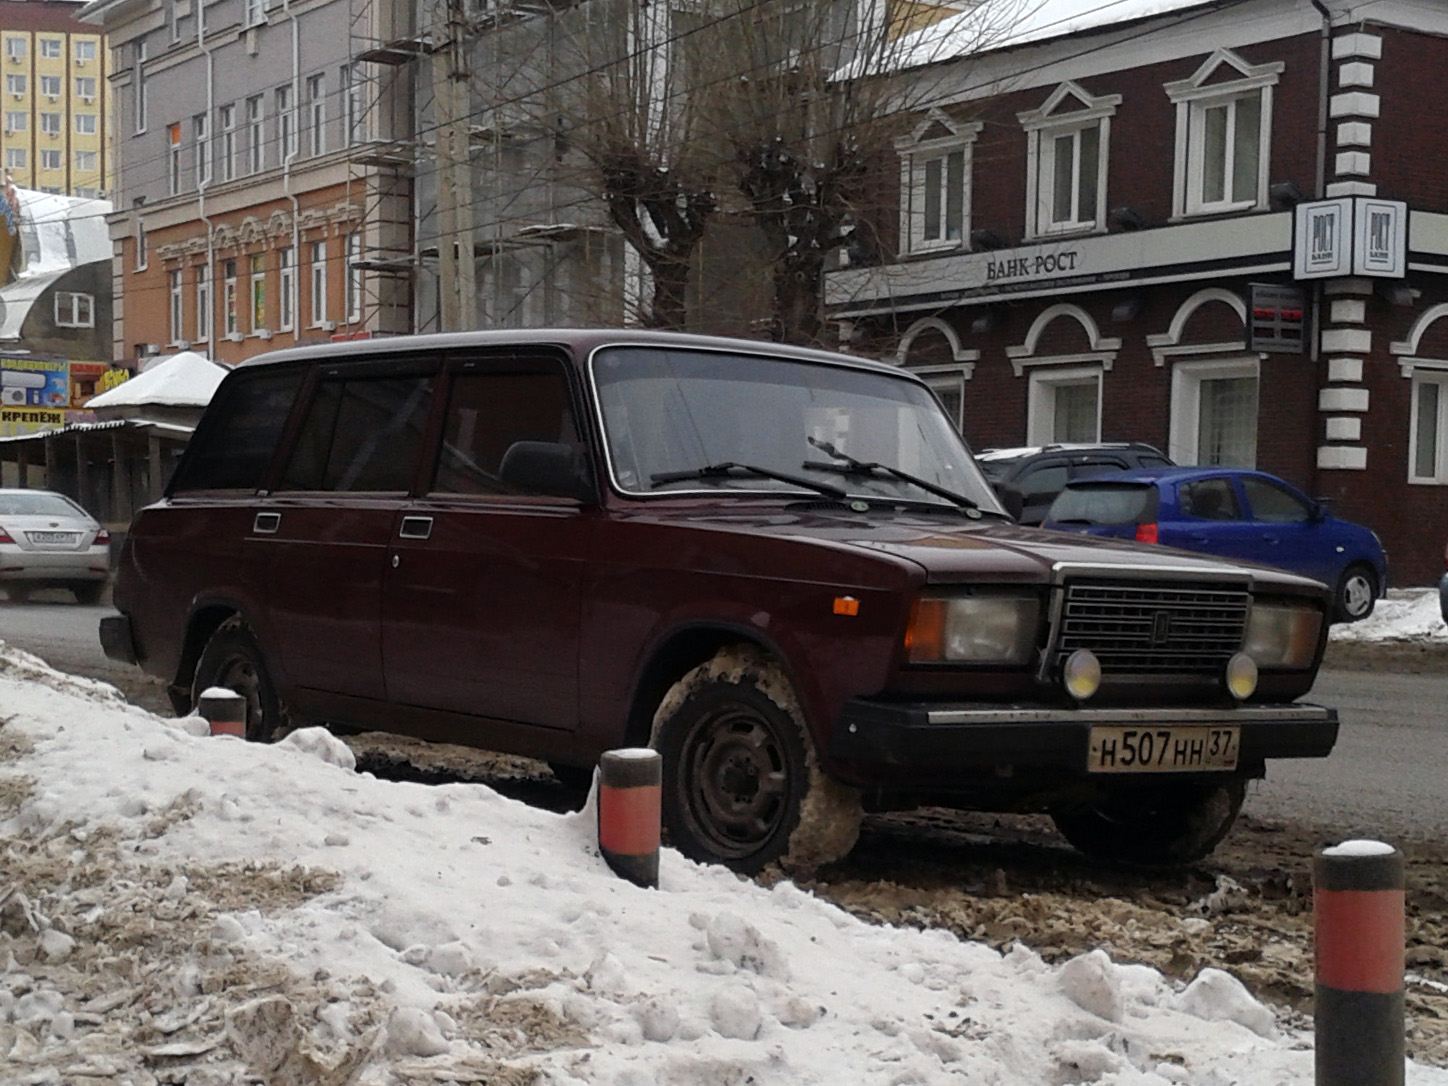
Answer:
1108, 207, 1146, 231
1111, 297, 1143, 323
970, 228, 1009, 252
1269, 181, 1306, 209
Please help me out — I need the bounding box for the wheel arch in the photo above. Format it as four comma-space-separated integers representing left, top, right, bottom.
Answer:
169, 601, 244, 712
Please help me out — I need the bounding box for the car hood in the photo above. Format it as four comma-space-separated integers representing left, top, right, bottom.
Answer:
628, 505, 1328, 593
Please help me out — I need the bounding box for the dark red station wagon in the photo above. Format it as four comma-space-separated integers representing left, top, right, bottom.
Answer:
102, 329, 1338, 872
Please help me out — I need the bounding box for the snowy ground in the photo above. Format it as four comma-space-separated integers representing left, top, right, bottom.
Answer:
0, 592, 1444, 1085
1328, 587, 1446, 644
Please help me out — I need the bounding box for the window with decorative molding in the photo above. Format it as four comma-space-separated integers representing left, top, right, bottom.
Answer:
895, 112, 982, 255
1027, 366, 1101, 445
1166, 50, 1281, 218
1169, 357, 1259, 467
1020, 83, 1118, 238
169, 269, 184, 343
1410, 368, 1448, 484
196, 267, 211, 342
54, 292, 94, 328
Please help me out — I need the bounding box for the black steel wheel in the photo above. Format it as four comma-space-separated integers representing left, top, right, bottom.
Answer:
1050, 776, 1247, 867
1334, 563, 1377, 624
192, 617, 290, 743
653, 647, 860, 874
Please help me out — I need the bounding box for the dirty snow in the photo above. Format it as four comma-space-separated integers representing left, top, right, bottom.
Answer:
1, 599, 1446, 1084
1329, 587, 1447, 644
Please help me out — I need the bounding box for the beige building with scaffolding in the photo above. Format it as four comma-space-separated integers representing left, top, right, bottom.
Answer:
77, 0, 415, 365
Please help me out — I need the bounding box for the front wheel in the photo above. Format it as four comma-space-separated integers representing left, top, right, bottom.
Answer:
192, 617, 292, 743
1334, 564, 1377, 623
1049, 776, 1247, 867
651, 646, 861, 875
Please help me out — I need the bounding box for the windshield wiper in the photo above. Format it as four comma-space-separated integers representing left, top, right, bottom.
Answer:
650, 462, 848, 500
803, 437, 981, 512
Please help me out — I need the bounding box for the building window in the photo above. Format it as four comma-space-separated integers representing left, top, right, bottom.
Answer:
4, 111, 25, 133
1165, 49, 1282, 218
168, 122, 182, 193
6, 74, 27, 98
75, 113, 96, 135
895, 111, 982, 255
276, 84, 295, 161
309, 240, 327, 325
196, 267, 211, 341
40, 148, 61, 170
54, 292, 94, 328
218, 103, 235, 182
1019, 82, 1119, 239
194, 112, 210, 186
75, 40, 97, 64
169, 269, 184, 343
136, 219, 148, 270
4, 38, 25, 63
278, 246, 295, 331
40, 113, 61, 135
75, 150, 97, 171
245, 0, 266, 27
223, 259, 238, 337
75, 77, 97, 101
1410, 370, 1448, 484
1027, 367, 1102, 445
134, 41, 147, 134
7, 147, 27, 169
245, 95, 264, 174
40, 75, 62, 99
250, 254, 266, 332
341, 64, 361, 145
1169, 357, 1259, 467
346, 233, 362, 321
306, 73, 325, 156
39, 39, 62, 60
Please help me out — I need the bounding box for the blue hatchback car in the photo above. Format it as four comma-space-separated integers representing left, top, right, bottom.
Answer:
1043, 466, 1388, 623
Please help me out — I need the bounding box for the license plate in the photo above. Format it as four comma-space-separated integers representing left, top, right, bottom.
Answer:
1088, 725, 1239, 773
28, 531, 78, 544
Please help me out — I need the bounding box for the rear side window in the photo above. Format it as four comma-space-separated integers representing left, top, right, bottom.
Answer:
170, 368, 303, 492
1050, 484, 1154, 525
279, 375, 432, 492
432, 363, 578, 495
1179, 478, 1240, 520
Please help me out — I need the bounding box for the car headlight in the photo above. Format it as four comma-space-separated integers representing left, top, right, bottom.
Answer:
1243, 602, 1322, 669
905, 592, 1040, 664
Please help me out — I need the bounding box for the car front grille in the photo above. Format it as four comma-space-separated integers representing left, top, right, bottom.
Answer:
1054, 580, 1250, 676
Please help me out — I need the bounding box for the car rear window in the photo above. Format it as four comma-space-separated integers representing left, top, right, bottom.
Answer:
1048, 483, 1154, 525
170, 367, 305, 492
0, 492, 84, 517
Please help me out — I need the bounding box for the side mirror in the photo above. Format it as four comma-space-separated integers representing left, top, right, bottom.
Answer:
498, 441, 595, 502
992, 481, 1025, 522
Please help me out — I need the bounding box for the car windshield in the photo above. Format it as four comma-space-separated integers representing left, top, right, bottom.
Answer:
1048, 483, 1153, 525
592, 346, 1001, 510
0, 492, 85, 518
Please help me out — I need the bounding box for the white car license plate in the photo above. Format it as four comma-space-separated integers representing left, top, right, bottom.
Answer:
28, 531, 79, 544
1088, 725, 1239, 773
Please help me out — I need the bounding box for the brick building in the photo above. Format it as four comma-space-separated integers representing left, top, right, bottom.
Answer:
826, 0, 1448, 585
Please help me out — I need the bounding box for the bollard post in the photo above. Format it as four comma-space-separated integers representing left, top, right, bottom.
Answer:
1314, 839, 1405, 1086
197, 687, 247, 738
597, 748, 662, 889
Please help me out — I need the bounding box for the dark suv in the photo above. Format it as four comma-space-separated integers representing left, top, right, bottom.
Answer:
101, 330, 1337, 873
977, 442, 1174, 525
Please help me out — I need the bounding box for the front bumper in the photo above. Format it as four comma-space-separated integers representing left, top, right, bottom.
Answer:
0, 547, 110, 579
831, 699, 1339, 771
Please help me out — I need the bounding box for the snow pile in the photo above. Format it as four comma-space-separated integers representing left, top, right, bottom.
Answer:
3, 642, 1448, 1084
1331, 588, 1446, 643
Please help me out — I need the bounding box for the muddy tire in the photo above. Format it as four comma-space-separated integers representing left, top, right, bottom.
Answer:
192, 617, 292, 743
1050, 776, 1247, 867
651, 646, 861, 875
1333, 563, 1377, 624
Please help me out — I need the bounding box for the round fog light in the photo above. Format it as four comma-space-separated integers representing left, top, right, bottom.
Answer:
1063, 649, 1102, 702
1226, 652, 1258, 701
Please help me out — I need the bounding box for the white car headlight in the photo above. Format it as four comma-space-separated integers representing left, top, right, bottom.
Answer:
905, 593, 1040, 664
1243, 602, 1322, 669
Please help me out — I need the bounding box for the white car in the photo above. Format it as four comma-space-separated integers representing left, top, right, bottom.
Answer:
0, 489, 111, 604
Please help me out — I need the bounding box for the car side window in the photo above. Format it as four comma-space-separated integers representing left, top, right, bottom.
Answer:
170, 367, 304, 492
1069, 457, 1128, 480
1180, 478, 1241, 520
1019, 464, 1069, 497
1240, 476, 1311, 523
278, 375, 432, 492
431, 363, 578, 496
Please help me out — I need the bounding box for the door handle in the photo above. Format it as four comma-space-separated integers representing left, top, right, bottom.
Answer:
253, 512, 281, 534
399, 515, 434, 540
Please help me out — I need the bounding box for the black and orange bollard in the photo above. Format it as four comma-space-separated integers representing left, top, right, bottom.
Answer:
597, 749, 662, 889
1314, 839, 1405, 1086
197, 688, 246, 738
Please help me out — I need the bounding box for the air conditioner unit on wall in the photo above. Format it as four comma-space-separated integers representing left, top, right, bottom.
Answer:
319, 319, 336, 331
225, 332, 242, 342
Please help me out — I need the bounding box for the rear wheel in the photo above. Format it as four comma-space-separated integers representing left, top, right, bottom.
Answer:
192, 617, 292, 743
1334, 564, 1377, 623
651, 646, 861, 875
72, 582, 105, 606
1050, 776, 1247, 867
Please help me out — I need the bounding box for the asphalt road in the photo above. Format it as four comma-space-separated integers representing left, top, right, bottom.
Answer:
4, 593, 1447, 839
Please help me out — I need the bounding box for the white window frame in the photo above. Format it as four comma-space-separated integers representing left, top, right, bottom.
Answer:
306, 72, 325, 157
218, 103, 235, 182
5, 74, 26, 97
75, 76, 97, 100
223, 259, 238, 337
135, 219, 148, 270
75, 113, 97, 135
1019, 83, 1119, 239
39, 112, 61, 136
39, 74, 62, 98
4, 148, 26, 170
54, 292, 94, 328
134, 41, 147, 134
345, 233, 363, 321
1165, 50, 1281, 220
341, 64, 362, 146
168, 269, 184, 343
4, 37, 25, 62
1407, 362, 1448, 485
196, 266, 211, 342
75, 40, 97, 64
1168, 356, 1260, 467
894, 111, 982, 255
276, 84, 295, 162
39, 148, 61, 171
249, 254, 266, 333
75, 149, 98, 172
278, 245, 295, 331
39, 38, 62, 60
245, 95, 264, 174
4, 111, 25, 133
193, 112, 210, 187
1026, 365, 1103, 445
310, 239, 327, 325
168, 121, 182, 194
245, 0, 267, 28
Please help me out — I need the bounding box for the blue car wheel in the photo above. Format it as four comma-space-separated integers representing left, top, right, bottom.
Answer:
1334, 563, 1378, 624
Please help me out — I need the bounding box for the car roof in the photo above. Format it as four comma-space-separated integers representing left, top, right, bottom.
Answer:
1062, 466, 1282, 487
976, 442, 1160, 461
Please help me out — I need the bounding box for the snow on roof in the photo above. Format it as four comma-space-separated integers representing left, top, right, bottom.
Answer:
12, 187, 112, 278
85, 350, 228, 409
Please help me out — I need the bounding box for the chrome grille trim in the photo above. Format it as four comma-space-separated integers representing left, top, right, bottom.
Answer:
1052, 580, 1250, 675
